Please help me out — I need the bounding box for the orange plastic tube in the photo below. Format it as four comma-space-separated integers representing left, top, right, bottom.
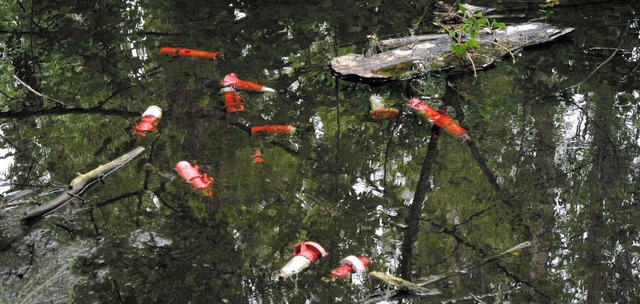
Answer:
407, 98, 468, 137
251, 149, 265, 163
369, 94, 399, 120
370, 108, 399, 120
251, 125, 296, 135
159, 47, 219, 59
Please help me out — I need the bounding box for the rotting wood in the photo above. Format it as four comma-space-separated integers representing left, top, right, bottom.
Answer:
21, 146, 145, 221
330, 22, 574, 82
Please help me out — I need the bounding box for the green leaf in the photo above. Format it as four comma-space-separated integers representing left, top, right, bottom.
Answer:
464, 39, 478, 49
493, 21, 506, 29
451, 43, 466, 56
458, 4, 467, 15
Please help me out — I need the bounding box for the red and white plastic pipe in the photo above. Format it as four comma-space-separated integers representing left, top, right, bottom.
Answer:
174, 161, 214, 197
221, 87, 245, 113
326, 255, 370, 280
369, 94, 399, 120
132, 105, 162, 136
279, 241, 328, 278
221, 73, 275, 93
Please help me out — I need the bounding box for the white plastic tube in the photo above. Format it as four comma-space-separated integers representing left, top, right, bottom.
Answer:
279, 256, 311, 278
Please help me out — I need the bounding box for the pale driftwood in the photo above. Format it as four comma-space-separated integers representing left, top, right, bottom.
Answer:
22, 146, 145, 221
379, 34, 442, 48
330, 23, 574, 82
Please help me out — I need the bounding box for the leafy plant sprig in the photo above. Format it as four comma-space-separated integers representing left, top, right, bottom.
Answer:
434, 4, 506, 76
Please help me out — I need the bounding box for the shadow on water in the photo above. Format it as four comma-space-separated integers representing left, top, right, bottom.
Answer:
1, 0, 640, 303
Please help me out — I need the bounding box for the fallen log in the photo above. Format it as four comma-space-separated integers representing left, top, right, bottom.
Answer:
330, 22, 574, 82
21, 146, 145, 221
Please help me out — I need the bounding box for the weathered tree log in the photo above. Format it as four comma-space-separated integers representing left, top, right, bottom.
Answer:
22, 146, 145, 221
330, 22, 574, 82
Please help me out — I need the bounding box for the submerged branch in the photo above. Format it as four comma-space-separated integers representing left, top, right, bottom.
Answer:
465, 138, 512, 206
565, 36, 624, 90
369, 272, 441, 295
21, 146, 145, 221
13, 75, 69, 108
0, 107, 140, 120
398, 124, 440, 279
366, 242, 531, 303
443, 80, 513, 206
415, 241, 531, 286
382, 115, 402, 193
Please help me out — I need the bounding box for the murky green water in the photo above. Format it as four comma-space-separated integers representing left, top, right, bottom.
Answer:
1, 1, 639, 303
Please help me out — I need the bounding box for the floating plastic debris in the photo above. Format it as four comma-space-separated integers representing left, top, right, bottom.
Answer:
174, 161, 214, 197
407, 98, 469, 138
369, 94, 399, 120
132, 105, 162, 136
252, 149, 265, 163
326, 255, 370, 281
279, 241, 328, 279
159, 47, 220, 59
221, 87, 245, 113
251, 124, 296, 135
221, 73, 276, 93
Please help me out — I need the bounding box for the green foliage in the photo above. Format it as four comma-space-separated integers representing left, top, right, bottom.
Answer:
435, 4, 506, 57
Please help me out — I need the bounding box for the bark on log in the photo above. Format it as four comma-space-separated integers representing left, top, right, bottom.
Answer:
330, 22, 574, 82
21, 146, 145, 221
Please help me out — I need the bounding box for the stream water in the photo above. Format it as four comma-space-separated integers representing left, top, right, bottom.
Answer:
1, 1, 640, 303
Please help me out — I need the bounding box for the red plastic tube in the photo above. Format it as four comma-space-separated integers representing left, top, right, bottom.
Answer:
251, 125, 296, 135
221, 73, 275, 92
407, 98, 468, 137
293, 241, 327, 263
132, 106, 162, 136
174, 161, 214, 197
221, 87, 245, 113
159, 47, 219, 59
327, 256, 370, 280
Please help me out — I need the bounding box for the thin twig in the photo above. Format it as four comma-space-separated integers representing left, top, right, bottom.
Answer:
465, 51, 477, 77
485, 40, 516, 63
12, 75, 69, 108
65, 191, 86, 201
2, 200, 34, 208
565, 38, 624, 90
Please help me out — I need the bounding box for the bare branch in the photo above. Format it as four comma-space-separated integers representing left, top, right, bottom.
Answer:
13, 75, 69, 108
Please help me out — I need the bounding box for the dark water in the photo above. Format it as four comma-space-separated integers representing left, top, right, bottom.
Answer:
1, 1, 639, 303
